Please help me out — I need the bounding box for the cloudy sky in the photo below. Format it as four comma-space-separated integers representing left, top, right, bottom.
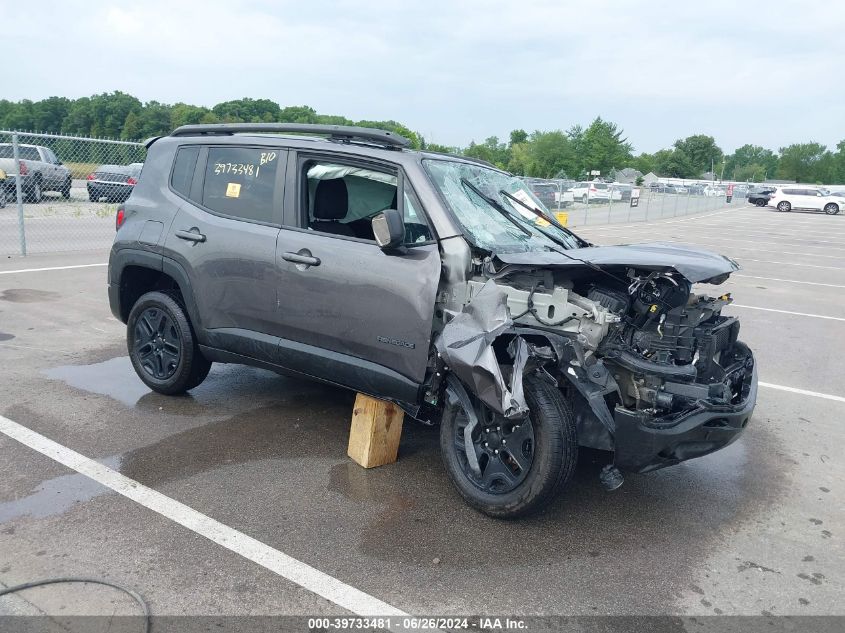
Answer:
5, 0, 844, 153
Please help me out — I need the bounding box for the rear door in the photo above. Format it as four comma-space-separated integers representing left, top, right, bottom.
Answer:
163, 144, 286, 360
273, 151, 441, 399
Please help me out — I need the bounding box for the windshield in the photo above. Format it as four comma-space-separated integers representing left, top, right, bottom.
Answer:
423, 159, 581, 252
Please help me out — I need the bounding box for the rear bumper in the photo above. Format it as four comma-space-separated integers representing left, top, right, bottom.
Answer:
88, 182, 133, 199
613, 350, 758, 473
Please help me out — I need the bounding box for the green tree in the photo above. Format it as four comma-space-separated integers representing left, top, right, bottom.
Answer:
654, 148, 694, 178
673, 134, 722, 177
523, 130, 576, 178
212, 98, 280, 122
509, 129, 528, 146
777, 142, 828, 182
724, 144, 777, 181
464, 136, 510, 169
574, 117, 633, 177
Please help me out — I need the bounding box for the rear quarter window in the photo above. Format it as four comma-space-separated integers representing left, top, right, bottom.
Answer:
170, 146, 200, 197
201, 146, 279, 224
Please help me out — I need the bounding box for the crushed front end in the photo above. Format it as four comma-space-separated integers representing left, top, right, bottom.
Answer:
434, 252, 757, 476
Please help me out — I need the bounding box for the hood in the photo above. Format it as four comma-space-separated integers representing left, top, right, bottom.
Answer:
495, 242, 740, 283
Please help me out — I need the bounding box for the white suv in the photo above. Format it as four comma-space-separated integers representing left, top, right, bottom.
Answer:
569, 181, 623, 204
768, 186, 842, 215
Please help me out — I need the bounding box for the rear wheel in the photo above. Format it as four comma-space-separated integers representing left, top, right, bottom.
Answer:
127, 291, 212, 395
582, 194, 588, 204
824, 203, 840, 215
755, 199, 766, 207
777, 201, 791, 212
440, 375, 577, 518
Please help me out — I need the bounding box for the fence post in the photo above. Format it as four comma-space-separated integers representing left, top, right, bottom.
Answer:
12, 133, 27, 256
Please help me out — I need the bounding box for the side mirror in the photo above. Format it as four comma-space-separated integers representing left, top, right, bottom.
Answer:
372, 208, 405, 251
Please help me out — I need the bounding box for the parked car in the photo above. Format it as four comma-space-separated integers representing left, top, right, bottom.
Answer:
609, 183, 632, 201
0, 167, 6, 208
674, 184, 689, 194
569, 181, 623, 204
768, 187, 842, 214
0, 143, 72, 203
687, 184, 705, 196
649, 182, 676, 193
746, 187, 776, 207
529, 182, 559, 209
88, 163, 144, 202
109, 123, 757, 518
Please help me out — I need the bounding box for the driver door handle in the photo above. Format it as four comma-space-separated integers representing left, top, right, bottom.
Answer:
282, 252, 321, 267
175, 229, 206, 243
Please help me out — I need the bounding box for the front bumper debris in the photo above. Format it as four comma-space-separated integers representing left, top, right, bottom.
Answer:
613, 351, 757, 473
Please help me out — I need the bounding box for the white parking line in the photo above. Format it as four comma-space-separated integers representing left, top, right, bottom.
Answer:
738, 258, 845, 271
0, 263, 108, 275
731, 275, 845, 288
759, 382, 845, 404
729, 304, 845, 322
0, 414, 407, 618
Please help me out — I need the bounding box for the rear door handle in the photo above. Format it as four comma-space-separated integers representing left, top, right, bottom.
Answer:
175, 228, 206, 243
282, 251, 321, 267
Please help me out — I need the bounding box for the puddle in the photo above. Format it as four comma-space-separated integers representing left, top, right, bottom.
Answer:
0, 457, 119, 523
43, 356, 151, 406
0, 288, 60, 303
0, 332, 14, 341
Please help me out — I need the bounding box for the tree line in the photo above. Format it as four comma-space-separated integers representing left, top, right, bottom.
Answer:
2, 92, 843, 184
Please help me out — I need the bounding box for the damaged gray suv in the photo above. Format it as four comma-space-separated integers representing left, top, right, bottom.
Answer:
108, 123, 757, 518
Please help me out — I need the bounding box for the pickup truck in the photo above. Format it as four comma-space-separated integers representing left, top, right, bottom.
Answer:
0, 143, 72, 203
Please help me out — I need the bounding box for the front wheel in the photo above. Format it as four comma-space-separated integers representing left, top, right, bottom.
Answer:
61, 177, 72, 199
824, 203, 840, 215
777, 201, 791, 212
440, 375, 577, 518
581, 194, 588, 204
127, 291, 212, 395
25, 179, 43, 203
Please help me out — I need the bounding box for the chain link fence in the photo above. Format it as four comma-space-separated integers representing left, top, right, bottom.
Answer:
0, 130, 145, 256
0, 130, 743, 257
520, 176, 738, 227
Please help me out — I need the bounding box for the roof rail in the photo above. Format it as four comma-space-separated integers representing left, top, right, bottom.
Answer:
169, 123, 411, 149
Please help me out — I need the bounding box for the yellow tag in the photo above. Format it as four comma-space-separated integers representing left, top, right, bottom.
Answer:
225, 183, 241, 198
535, 218, 551, 227
649, 304, 658, 313
0, 168, 6, 180
720, 294, 731, 301
554, 211, 569, 226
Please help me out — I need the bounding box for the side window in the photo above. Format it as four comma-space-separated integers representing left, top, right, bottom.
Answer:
402, 189, 434, 245
202, 147, 279, 223
21, 147, 41, 161
44, 148, 58, 164
170, 146, 199, 196
302, 160, 397, 241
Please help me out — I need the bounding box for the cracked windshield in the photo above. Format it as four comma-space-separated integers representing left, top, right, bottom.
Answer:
423, 159, 580, 252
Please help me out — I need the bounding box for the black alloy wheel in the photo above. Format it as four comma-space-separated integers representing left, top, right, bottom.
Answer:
133, 306, 181, 380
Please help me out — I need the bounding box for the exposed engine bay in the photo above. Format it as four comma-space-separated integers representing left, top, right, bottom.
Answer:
432, 251, 757, 474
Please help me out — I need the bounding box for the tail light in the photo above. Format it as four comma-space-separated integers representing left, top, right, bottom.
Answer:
126, 177, 137, 185
116, 205, 125, 231
87, 173, 96, 180
590, 186, 597, 192
18, 161, 28, 176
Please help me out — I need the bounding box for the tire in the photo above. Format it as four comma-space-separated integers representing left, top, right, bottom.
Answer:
25, 178, 43, 203
824, 203, 840, 215
61, 177, 72, 199
755, 199, 766, 207
582, 194, 588, 204
777, 201, 791, 212
127, 291, 212, 395
440, 374, 577, 518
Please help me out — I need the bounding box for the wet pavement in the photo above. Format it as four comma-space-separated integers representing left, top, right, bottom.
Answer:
0, 205, 843, 620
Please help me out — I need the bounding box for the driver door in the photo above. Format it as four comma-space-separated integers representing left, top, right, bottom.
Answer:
273, 152, 440, 400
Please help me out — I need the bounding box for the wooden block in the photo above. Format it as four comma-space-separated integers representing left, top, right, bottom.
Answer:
347, 393, 404, 468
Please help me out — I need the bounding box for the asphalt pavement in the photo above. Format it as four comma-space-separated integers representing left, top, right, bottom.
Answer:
0, 204, 842, 628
